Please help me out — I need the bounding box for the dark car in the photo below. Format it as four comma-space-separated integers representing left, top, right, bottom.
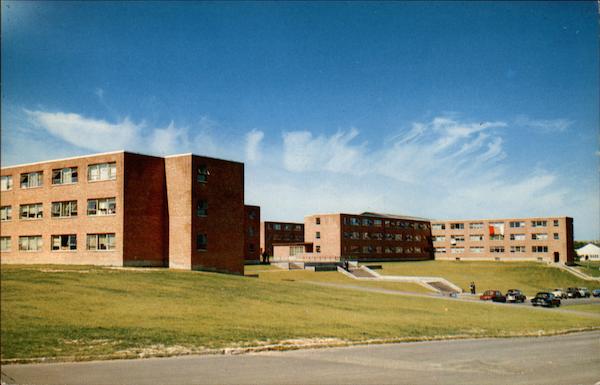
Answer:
505, 289, 526, 303
480, 290, 506, 302
531, 292, 561, 308
566, 287, 581, 298
593, 289, 600, 297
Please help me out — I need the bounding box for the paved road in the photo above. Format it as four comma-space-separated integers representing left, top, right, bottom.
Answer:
3, 332, 599, 385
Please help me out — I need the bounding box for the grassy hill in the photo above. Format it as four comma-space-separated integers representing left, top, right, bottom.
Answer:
1, 264, 598, 363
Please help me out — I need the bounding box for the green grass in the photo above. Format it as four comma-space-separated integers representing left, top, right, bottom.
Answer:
1, 265, 599, 362
576, 262, 600, 278
374, 261, 600, 296
562, 303, 600, 314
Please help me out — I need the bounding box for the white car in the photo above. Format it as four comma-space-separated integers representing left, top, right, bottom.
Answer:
551, 288, 567, 299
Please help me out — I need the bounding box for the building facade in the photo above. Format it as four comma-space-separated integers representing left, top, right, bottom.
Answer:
260, 221, 304, 257
300, 212, 433, 262
0, 151, 245, 274
244, 205, 261, 263
431, 217, 574, 264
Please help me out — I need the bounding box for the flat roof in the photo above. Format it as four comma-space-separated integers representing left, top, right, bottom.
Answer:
305, 212, 431, 222
430, 216, 572, 223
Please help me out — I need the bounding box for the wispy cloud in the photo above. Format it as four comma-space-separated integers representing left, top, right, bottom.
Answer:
245, 129, 264, 163
515, 115, 573, 132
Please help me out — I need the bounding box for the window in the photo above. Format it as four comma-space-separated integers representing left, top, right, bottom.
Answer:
248, 227, 255, 237
532, 246, 548, 253
197, 165, 208, 183
415, 235, 422, 242
405, 234, 413, 241
553, 233, 559, 240
197, 200, 208, 216
19, 203, 43, 219
510, 234, 525, 241
362, 218, 373, 226
1, 175, 12, 191
511, 246, 526, 253
315, 217, 320, 225
316, 231, 321, 239
20, 171, 43, 188
273, 224, 282, 231
51, 234, 77, 251
434, 247, 446, 254
249, 244, 255, 252
315, 245, 321, 253
87, 233, 115, 251
1, 206, 12, 221
532, 233, 548, 240
51, 201, 77, 218
451, 247, 464, 254
433, 236, 445, 242
490, 246, 505, 253
450, 235, 464, 243
248, 210, 256, 220
362, 245, 375, 254
374, 219, 382, 227
19, 236, 42, 251
0, 236, 11, 252
509, 221, 525, 228
553, 220, 559, 227
294, 225, 302, 231
531, 220, 547, 228
470, 247, 484, 253
489, 234, 505, 241
88, 162, 116, 181
469, 234, 484, 241
469, 223, 483, 230
284, 224, 292, 231
450, 223, 464, 230
432, 223, 445, 230
414, 247, 421, 253
87, 198, 116, 216
52, 167, 78, 185
196, 234, 207, 251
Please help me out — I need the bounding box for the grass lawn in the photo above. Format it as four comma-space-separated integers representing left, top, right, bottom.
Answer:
374, 261, 600, 296
2, 265, 599, 363
576, 262, 600, 278
561, 303, 600, 314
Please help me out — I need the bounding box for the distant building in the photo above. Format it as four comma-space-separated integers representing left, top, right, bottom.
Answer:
260, 221, 304, 257
244, 205, 261, 263
431, 217, 574, 264
576, 243, 600, 261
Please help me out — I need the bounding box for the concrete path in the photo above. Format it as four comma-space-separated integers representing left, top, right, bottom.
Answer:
3, 332, 599, 385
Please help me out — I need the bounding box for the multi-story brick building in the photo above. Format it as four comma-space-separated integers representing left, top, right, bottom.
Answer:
260, 221, 304, 257
292, 212, 433, 262
244, 205, 261, 263
0, 151, 245, 274
431, 217, 574, 264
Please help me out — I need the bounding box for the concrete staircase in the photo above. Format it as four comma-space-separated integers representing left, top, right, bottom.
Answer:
552, 263, 600, 281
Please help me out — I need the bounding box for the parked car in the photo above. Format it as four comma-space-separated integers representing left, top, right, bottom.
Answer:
566, 287, 581, 298
480, 290, 506, 302
531, 292, 561, 307
592, 289, 600, 297
578, 287, 591, 298
505, 289, 526, 303
551, 288, 567, 299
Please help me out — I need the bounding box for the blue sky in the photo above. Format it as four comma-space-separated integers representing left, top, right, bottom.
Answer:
2, 1, 598, 239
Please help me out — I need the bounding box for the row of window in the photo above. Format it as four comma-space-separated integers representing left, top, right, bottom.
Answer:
343, 217, 429, 230
344, 245, 424, 254
433, 233, 559, 242
1, 198, 116, 221
270, 234, 304, 241
1, 163, 117, 191
0, 234, 116, 252
267, 223, 303, 231
435, 246, 549, 254
432, 220, 560, 231
343, 232, 425, 241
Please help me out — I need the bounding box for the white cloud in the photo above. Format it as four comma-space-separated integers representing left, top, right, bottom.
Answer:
515, 116, 573, 132
245, 129, 264, 163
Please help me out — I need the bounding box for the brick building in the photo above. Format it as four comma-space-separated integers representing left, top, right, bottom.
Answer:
0, 151, 245, 274
431, 217, 574, 264
275, 212, 433, 262
244, 205, 261, 263
260, 221, 304, 257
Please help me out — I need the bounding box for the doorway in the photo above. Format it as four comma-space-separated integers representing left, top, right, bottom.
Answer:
554, 252, 559, 263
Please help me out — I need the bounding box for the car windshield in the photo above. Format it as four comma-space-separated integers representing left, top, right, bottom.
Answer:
536, 293, 549, 298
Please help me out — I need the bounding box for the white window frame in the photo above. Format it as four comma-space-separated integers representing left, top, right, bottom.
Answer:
86, 233, 116, 251
0, 206, 12, 221
51, 201, 78, 218
87, 162, 116, 182
19, 203, 43, 220
51, 234, 77, 251
19, 235, 42, 252
52, 167, 78, 185
1, 175, 13, 191
87, 198, 116, 216
20, 171, 43, 189
0, 236, 11, 252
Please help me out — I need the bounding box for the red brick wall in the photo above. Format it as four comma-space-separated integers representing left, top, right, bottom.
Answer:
260, 221, 304, 256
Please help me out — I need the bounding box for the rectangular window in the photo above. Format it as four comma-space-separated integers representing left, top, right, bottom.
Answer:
316, 231, 321, 239
248, 244, 255, 252
531, 220, 547, 228
450, 247, 464, 254
248, 227, 255, 237
19, 203, 43, 219
294, 225, 302, 231
469, 222, 483, 230
197, 165, 208, 183
532, 246, 548, 253
51, 201, 77, 218
1, 175, 13, 191
490, 246, 505, 253
433, 236, 445, 242
434, 247, 446, 254
432, 223, 445, 230
510, 234, 525, 241
88, 162, 116, 182
489, 234, 505, 241
87, 198, 116, 216
51, 234, 77, 251
19, 235, 42, 251
20, 171, 43, 188
532, 233, 548, 240
273, 223, 281, 231
197, 200, 208, 216
86, 233, 116, 251
450, 235, 464, 243
553, 220, 559, 227
373, 219, 382, 227
470, 247, 484, 253
1, 206, 12, 221
0, 236, 11, 252
52, 167, 78, 185
553, 233, 559, 240
510, 246, 526, 253
315, 217, 320, 225
450, 223, 464, 230
469, 234, 484, 241
509, 221, 525, 228
196, 234, 207, 250
315, 245, 321, 253
284, 224, 292, 231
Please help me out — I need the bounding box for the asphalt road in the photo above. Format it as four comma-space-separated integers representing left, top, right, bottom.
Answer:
2, 332, 599, 385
